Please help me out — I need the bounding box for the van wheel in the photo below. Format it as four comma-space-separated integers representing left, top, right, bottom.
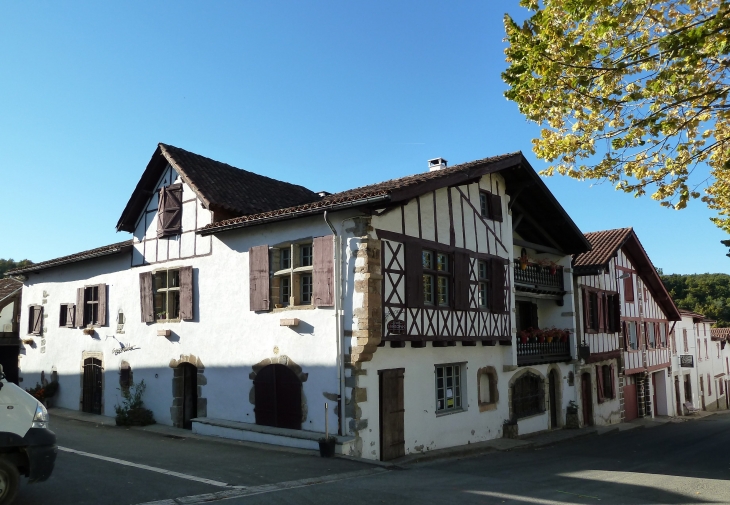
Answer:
0, 458, 19, 505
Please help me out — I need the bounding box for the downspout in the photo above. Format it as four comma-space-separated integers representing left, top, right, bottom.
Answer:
324, 211, 346, 436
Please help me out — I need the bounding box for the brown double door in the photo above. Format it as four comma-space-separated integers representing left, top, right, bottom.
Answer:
379, 368, 405, 461
253, 364, 302, 430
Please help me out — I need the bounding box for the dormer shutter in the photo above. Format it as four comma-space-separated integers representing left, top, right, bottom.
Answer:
313, 236, 334, 307
489, 193, 503, 222
157, 184, 183, 238
249, 245, 270, 311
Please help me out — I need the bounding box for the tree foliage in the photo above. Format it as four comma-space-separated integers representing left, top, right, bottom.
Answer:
503, 1, 730, 229
0, 258, 33, 277
661, 273, 730, 326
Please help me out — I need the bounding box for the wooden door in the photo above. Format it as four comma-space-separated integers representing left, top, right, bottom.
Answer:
82, 358, 103, 414
674, 377, 682, 417
180, 363, 198, 429
549, 369, 558, 429
581, 373, 593, 426
624, 384, 638, 421
379, 368, 405, 461
253, 364, 302, 430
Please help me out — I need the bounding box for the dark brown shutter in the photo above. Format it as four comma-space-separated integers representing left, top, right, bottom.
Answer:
453, 252, 470, 310
597, 293, 605, 332
313, 236, 334, 307
31, 305, 43, 335
609, 363, 616, 398
596, 365, 604, 403
179, 266, 194, 320
489, 259, 506, 314
405, 242, 423, 307
489, 193, 503, 222
98, 284, 107, 326
612, 293, 621, 332
583, 289, 591, 331
157, 184, 183, 238
66, 304, 75, 328
139, 272, 154, 323
623, 275, 634, 302
76, 287, 85, 327
249, 245, 270, 311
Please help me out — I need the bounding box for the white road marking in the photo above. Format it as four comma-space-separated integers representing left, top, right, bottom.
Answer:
135, 468, 388, 505
58, 446, 241, 488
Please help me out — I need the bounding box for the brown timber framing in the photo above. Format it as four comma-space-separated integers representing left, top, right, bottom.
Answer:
378, 229, 510, 343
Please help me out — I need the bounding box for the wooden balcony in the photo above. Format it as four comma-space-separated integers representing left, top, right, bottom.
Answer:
517, 339, 572, 366
514, 264, 564, 294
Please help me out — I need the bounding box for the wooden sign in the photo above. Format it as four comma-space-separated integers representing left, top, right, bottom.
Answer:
680, 355, 694, 368
387, 319, 406, 335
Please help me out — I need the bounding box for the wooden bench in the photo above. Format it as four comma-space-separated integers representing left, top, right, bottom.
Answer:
684, 401, 700, 415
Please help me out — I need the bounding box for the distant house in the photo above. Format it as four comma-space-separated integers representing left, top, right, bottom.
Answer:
8, 144, 591, 461
0, 277, 23, 384
572, 228, 681, 425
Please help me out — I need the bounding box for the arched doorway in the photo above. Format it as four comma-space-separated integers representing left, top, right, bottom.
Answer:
178, 363, 198, 430
548, 369, 559, 429
82, 358, 103, 414
254, 364, 302, 429
581, 372, 593, 426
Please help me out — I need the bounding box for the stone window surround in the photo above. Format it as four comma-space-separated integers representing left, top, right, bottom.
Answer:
477, 366, 499, 412
248, 355, 309, 425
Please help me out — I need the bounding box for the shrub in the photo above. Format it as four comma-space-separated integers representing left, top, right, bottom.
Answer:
115, 379, 156, 426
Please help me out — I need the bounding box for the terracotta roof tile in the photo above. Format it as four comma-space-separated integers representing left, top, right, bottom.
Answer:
573, 228, 633, 269
201, 152, 521, 234
5, 240, 133, 275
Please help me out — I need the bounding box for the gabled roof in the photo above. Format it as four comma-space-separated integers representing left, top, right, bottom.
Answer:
200, 151, 592, 255
0, 278, 22, 304
116, 144, 321, 233
574, 228, 681, 321
5, 241, 133, 276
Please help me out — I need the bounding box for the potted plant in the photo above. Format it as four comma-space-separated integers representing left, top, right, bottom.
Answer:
115, 380, 156, 426
519, 330, 529, 344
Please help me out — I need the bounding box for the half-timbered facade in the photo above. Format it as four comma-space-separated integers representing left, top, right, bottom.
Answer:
573, 228, 680, 425
9, 145, 590, 462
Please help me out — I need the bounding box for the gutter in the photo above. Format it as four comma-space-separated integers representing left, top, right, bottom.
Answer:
323, 211, 346, 437
199, 195, 391, 236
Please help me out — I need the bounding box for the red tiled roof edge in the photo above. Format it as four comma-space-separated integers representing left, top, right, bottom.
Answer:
573, 227, 633, 270
0, 278, 22, 303
5, 240, 133, 276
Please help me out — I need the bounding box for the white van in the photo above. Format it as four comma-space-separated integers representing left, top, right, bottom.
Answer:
0, 365, 57, 504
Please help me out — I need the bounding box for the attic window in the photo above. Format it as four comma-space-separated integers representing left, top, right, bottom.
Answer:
157, 184, 183, 238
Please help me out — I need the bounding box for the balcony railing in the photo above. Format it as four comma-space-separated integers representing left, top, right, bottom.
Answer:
514, 264, 564, 292
517, 339, 572, 365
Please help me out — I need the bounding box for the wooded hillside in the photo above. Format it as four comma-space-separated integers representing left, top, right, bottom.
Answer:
661, 273, 730, 328
0, 258, 33, 277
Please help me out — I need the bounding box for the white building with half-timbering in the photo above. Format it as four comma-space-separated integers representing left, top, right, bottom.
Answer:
8, 144, 591, 461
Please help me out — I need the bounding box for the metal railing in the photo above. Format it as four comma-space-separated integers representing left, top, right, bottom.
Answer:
514, 264, 564, 291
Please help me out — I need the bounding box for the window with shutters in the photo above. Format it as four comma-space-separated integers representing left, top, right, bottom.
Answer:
422, 250, 451, 307
154, 269, 180, 321
602, 365, 613, 399
588, 292, 599, 331
271, 242, 314, 307
139, 268, 193, 322
606, 294, 618, 332
478, 191, 503, 222
512, 372, 544, 419
435, 363, 465, 414
157, 183, 183, 238
623, 274, 635, 302
27, 305, 43, 335
84, 286, 100, 326
59, 304, 75, 328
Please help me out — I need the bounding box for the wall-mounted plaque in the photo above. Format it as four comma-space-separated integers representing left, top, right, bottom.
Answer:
680, 355, 694, 368
387, 319, 406, 335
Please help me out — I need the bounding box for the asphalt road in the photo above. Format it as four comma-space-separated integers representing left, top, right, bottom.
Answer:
14, 413, 730, 505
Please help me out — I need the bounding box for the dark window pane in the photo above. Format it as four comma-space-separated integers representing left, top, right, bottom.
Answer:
154, 271, 167, 290
169, 291, 180, 319
169, 269, 180, 288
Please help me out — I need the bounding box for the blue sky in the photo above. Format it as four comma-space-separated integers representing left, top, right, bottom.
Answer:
0, 1, 725, 274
